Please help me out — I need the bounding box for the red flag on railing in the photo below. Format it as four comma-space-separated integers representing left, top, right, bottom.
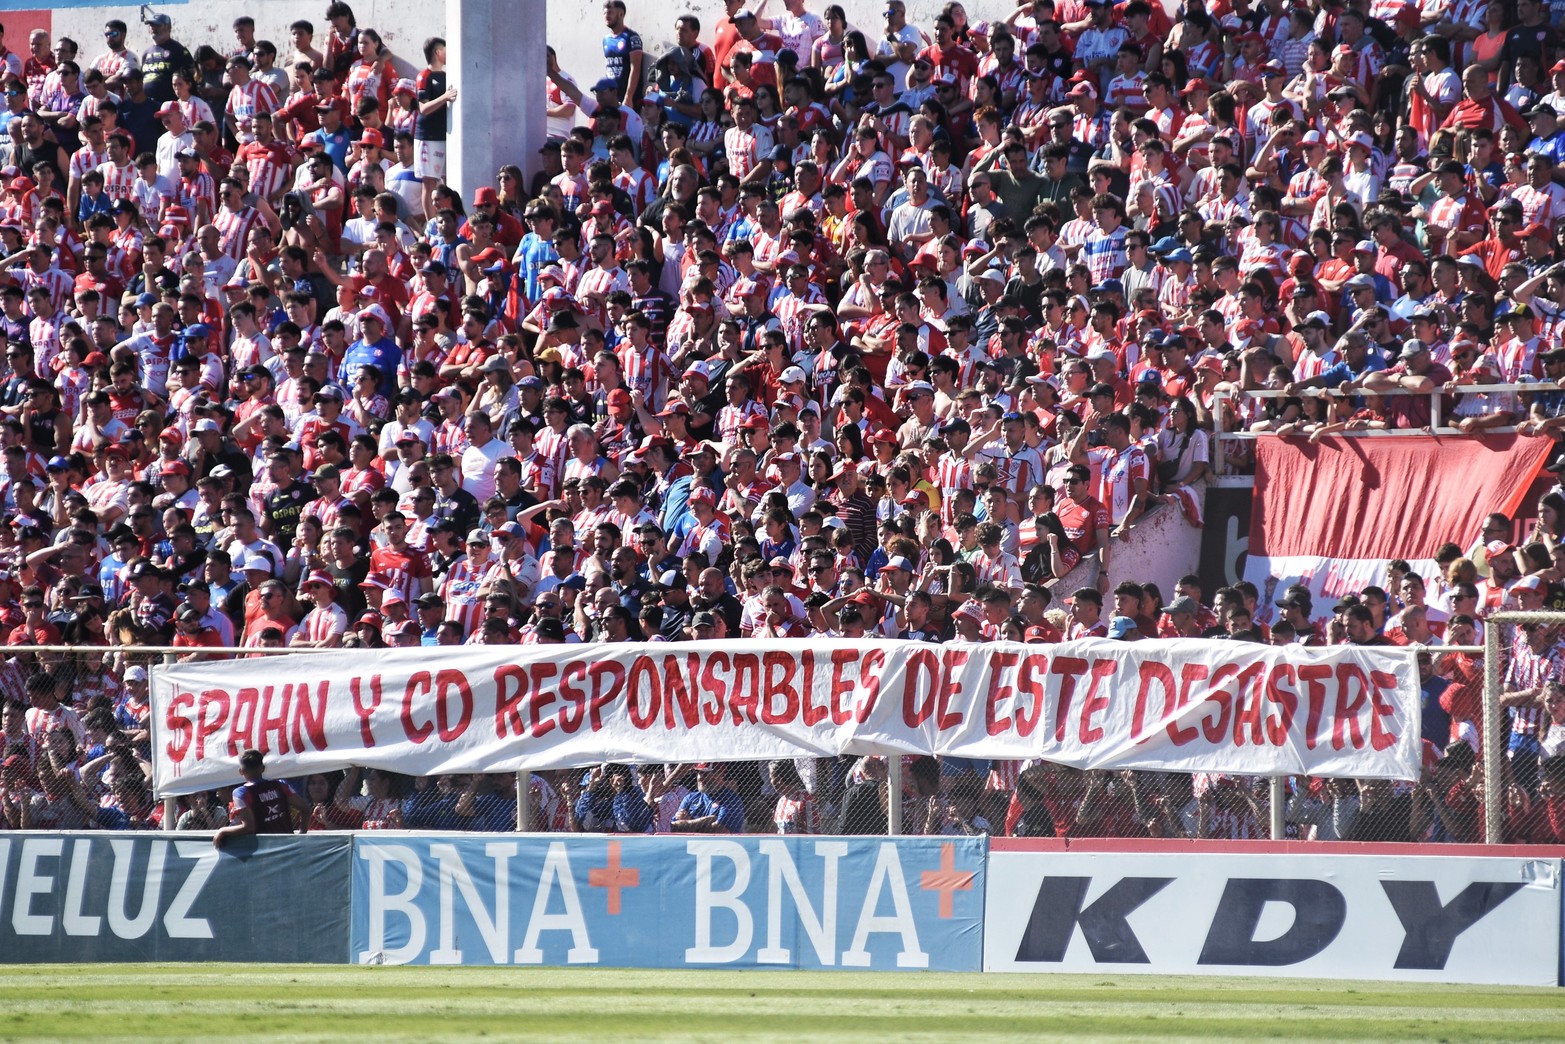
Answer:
1244, 434, 1551, 616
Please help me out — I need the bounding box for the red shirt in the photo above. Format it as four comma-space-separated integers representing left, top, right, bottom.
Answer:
369, 543, 432, 604
1055, 495, 1110, 556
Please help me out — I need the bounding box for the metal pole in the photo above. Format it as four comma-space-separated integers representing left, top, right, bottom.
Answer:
886, 756, 903, 835
1269, 776, 1285, 840
1483, 614, 1504, 844
162, 652, 178, 832
516, 770, 531, 832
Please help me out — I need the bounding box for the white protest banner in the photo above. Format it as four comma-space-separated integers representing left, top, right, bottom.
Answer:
148, 638, 1421, 796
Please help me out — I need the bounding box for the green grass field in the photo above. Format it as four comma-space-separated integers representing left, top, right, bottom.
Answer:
0, 966, 1560, 1041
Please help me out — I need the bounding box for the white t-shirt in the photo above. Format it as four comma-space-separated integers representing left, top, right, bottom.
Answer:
874, 25, 924, 90
461, 437, 508, 501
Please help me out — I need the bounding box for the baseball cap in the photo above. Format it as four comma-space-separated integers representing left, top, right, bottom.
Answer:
1106, 615, 1139, 639
1166, 595, 1200, 615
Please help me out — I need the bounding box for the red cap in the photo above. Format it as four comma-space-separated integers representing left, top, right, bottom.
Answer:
473, 186, 499, 206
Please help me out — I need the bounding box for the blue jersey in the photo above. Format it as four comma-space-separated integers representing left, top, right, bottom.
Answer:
231, 778, 296, 833
320, 127, 352, 172
677, 786, 745, 832
340, 337, 403, 399
514, 232, 559, 307
602, 29, 644, 94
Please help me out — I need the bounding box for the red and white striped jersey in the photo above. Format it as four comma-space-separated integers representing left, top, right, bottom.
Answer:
1504, 633, 1563, 735
515, 451, 556, 499
69, 146, 109, 185
773, 286, 828, 354
562, 458, 612, 494
724, 124, 775, 180
1104, 71, 1147, 113
975, 549, 1023, 589
225, 81, 279, 137
574, 264, 630, 329
22, 268, 73, 316
299, 602, 349, 643
1199, 194, 1251, 225
177, 171, 217, 222
303, 493, 352, 531
1509, 182, 1565, 229
612, 167, 656, 215
96, 160, 137, 202
91, 49, 138, 82
237, 139, 292, 200
678, 515, 730, 561
368, 543, 432, 605
433, 417, 470, 458
773, 791, 821, 834
28, 315, 64, 372
688, 120, 724, 153
978, 441, 1043, 498
717, 399, 768, 443
1086, 443, 1150, 525
551, 170, 590, 215
1238, 239, 1289, 281
1072, 110, 1112, 148
533, 428, 571, 496
1157, 272, 1196, 318
441, 553, 498, 638
617, 341, 670, 404
933, 451, 974, 509
214, 205, 260, 260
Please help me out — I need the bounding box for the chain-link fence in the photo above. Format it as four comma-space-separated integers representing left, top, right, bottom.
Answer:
1, 642, 1555, 843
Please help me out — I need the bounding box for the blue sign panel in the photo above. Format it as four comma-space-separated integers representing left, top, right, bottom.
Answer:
350, 834, 985, 969
0, 833, 352, 963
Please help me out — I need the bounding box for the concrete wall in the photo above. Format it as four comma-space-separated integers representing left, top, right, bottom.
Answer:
1051, 482, 1205, 604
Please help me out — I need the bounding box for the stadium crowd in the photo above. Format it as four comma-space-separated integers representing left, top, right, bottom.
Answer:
0, 0, 1563, 842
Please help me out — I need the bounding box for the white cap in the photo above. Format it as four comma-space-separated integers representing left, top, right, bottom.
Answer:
779, 365, 807, 384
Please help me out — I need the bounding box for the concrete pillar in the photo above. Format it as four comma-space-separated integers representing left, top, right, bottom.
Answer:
447, 0, 546, 202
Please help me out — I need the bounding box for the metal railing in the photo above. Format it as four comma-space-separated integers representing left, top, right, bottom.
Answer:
1207, 382, 1554, 474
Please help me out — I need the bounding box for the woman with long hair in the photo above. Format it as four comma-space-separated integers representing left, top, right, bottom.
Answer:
813, 6, 850, 72
345, 27, 390, 116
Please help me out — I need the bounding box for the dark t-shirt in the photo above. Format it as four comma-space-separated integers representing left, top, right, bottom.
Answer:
232, 778, 297, 833
141, 41, 196, 105
264, 478, 317, 548
434, 485, 481, 536
415, 68, 448, 142
602, 29, 645, 98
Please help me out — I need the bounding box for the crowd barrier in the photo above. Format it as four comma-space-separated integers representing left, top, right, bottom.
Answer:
0, 833, 1558, 986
